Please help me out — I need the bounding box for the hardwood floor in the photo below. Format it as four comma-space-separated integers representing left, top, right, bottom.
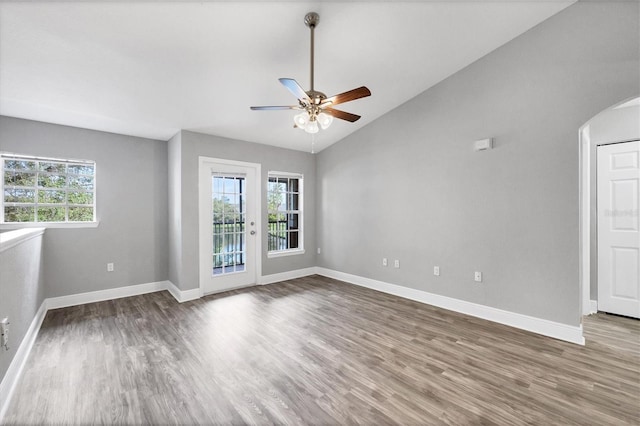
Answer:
3, 275, 639, 425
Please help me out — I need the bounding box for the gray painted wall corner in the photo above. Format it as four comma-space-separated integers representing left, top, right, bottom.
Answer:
316, 1, 639, 327
0, 117, 169, 297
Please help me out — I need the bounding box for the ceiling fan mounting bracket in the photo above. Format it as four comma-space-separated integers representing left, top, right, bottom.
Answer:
304, 12, 319, 28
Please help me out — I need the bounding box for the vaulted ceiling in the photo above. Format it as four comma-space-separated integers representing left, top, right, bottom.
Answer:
0, 1, 575, 152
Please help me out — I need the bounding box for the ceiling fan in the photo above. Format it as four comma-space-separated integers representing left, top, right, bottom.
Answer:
250, 12, 371, 134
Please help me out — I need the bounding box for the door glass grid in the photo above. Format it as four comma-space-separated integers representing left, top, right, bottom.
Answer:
212, 174, 246, 275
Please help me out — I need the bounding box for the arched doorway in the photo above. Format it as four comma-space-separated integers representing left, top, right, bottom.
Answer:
579, 97, 640, 317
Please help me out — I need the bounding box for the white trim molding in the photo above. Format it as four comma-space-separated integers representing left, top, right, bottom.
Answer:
166, 281, 201, 303
316, 267, 585, 345
259, 267, 317, 285
0, 300, 47, 423
46, 281, 169, 310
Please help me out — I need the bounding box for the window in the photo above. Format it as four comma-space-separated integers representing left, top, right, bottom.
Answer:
267, 172, 303, 256
1, 153, 96, 225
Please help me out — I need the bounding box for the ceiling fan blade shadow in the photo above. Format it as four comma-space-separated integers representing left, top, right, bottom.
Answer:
250, 106, 301, 110
279, 78, 311, 103
322, 86, 371, 106
323, 107, 361, 122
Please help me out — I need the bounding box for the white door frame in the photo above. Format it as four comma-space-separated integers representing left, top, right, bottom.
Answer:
579, 97, 640, 317
198, 156, 262, 295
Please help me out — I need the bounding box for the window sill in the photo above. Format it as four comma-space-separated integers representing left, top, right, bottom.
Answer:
0, 221, 99, 230
267, 248, 306, 259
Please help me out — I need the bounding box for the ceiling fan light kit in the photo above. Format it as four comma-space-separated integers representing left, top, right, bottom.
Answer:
251, 12, 371, 135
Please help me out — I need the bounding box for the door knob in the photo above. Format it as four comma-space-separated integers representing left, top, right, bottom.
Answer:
250, 230, 256, 235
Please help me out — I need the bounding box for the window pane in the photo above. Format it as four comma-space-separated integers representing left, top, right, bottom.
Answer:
4, 171, 36, 187
288, 213, 299, 230
223, 177, 235, 194
288, 193, 299, 210
68, 175, 93, 190
213, 233, 223, 253
213, 176, 223, 195
38, 189, 66, 204
2, 155, 96, 224
267, 173, 302, 252
38, 174, 66, 188
289, 178, 299, 193
4, 206, 35, 222
289, 231, 299, 249
39, 162, 66, 173
4, 160, 36, 171
4, 188, 35, 203
67, 164, 94, 175
68, 207, 93, 221
37, 206, 66, 222
68, 191, 93, 205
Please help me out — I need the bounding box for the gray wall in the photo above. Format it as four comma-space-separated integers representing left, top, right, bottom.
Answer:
0, 117, 169, 297
0, 232, 45, 385
316, 1, 639, 326
168, 130, 316, 290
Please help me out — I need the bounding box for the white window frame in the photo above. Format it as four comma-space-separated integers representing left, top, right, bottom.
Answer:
0, 152, 98, 229
267, 171, 304, 258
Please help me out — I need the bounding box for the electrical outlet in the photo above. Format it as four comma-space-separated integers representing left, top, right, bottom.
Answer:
475, 271, 482, 282
382, 258, 388, 267
1, 317, 9, 351
317, 247, 321, 254
434, 266, 440, 276
107, 263, 114, 272
394, 260, 400, 268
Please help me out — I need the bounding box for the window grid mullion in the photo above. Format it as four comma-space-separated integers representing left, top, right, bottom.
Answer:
1, 155, 95, 224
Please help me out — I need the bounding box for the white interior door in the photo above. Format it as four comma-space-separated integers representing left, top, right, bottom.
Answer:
199, 158, 260, 295
597, 140, 640, 318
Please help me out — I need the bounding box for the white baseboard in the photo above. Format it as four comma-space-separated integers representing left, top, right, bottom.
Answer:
316, 267, 585, 346
166, 281, 201, 303
589, 300, 598, 314
259, 267, 317, 285
46, 281, 169, 310
0, 300, 47, 423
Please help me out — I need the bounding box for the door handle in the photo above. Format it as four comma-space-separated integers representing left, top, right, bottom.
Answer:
250, 230, 256, 235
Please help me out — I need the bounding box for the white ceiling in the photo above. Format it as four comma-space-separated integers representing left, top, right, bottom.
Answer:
0, 1, 575, 152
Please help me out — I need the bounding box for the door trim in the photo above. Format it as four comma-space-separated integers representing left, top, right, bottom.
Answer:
198, 156, 262, 295
579, 96, 640, 317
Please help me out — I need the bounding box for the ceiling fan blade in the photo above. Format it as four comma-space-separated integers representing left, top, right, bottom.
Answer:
322, 86, 371, 106
323, 107, 361, 122
279, 78, 311, 102
250, 105, 300, 110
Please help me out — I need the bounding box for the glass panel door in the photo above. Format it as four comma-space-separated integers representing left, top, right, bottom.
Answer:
212, 174, 246, 275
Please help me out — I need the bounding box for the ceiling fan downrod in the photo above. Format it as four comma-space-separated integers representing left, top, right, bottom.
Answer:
304, 12, 319, 93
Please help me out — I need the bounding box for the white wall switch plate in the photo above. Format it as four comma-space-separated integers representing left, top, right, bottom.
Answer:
382, 258, 388, 267
475, 271, 482, 282
434, 266, 440, 276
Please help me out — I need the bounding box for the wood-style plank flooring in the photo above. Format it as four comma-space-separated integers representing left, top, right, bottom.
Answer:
3, 275, 639, 425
